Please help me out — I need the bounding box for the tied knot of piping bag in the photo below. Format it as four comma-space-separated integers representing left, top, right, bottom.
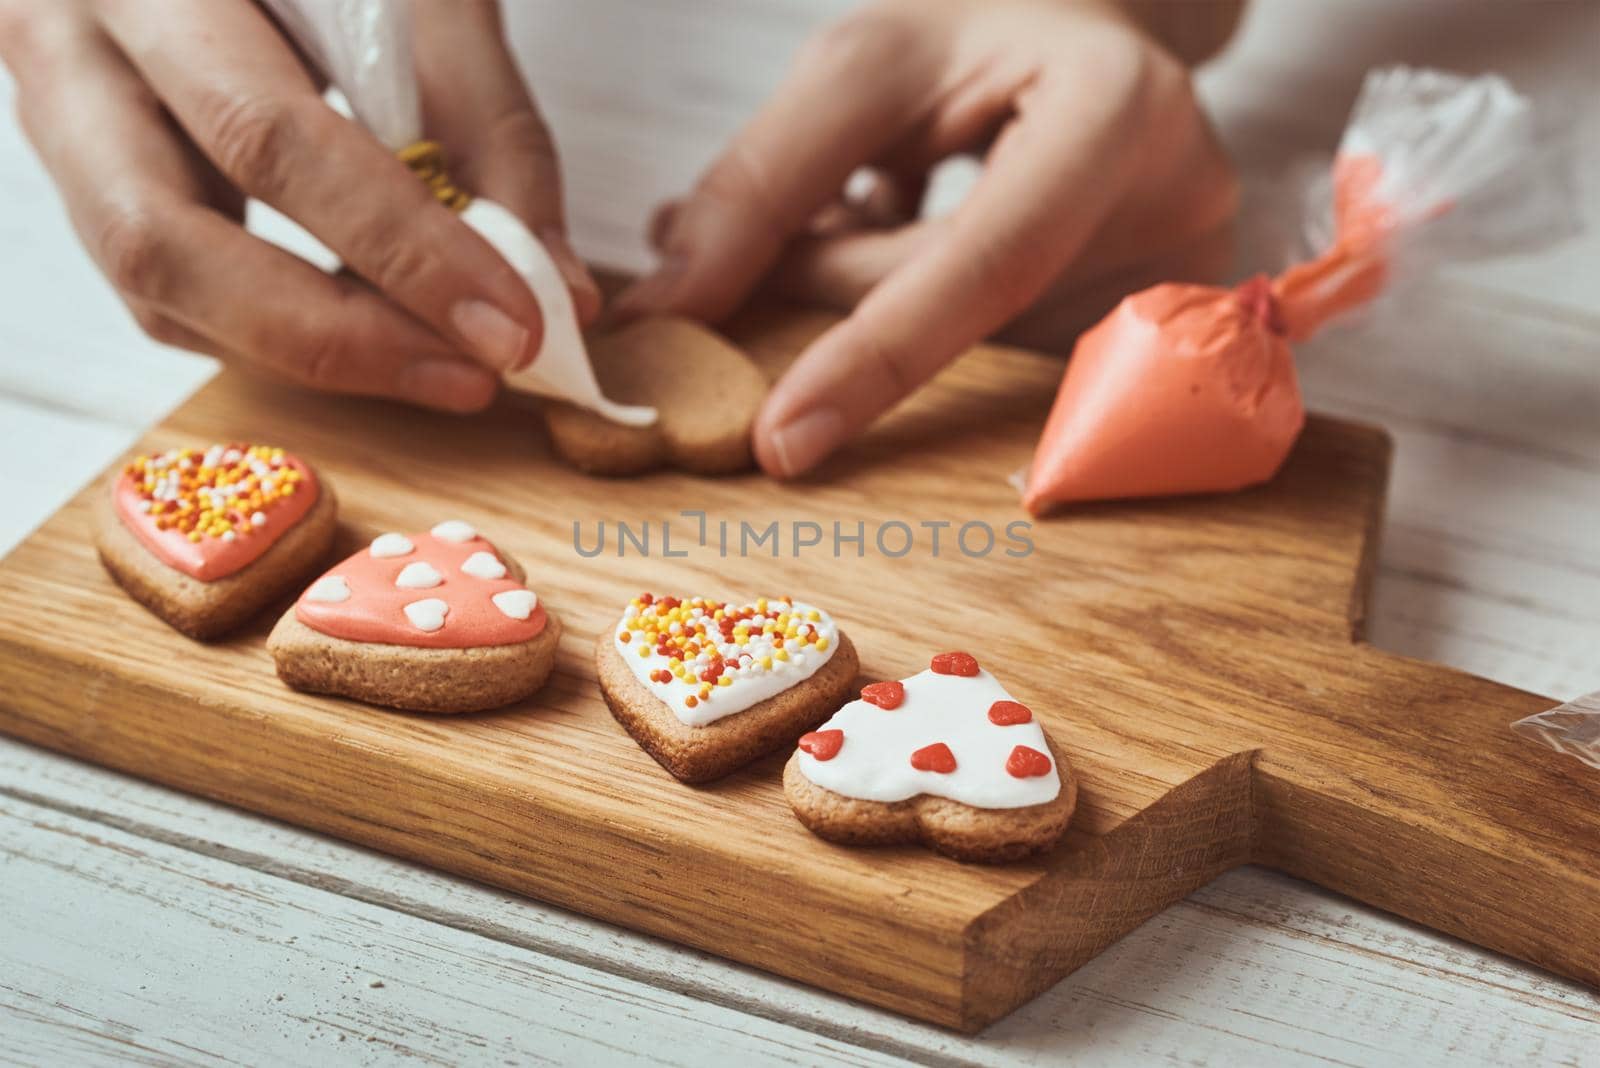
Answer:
398, 140, 472, 212
1234, 274, 1286, 336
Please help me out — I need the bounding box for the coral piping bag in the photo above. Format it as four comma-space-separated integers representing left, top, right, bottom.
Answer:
1022, 66, 1563, 515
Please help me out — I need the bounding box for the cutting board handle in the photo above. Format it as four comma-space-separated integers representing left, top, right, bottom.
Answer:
1251, 645, 1600, 989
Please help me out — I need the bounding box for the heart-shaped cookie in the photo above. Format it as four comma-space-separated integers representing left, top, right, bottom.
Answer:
267, 520, 561, 713
93, 442, 338, 638
595, 593, 858, 782
542, 316, 767, 476
784, 651, 1076, 862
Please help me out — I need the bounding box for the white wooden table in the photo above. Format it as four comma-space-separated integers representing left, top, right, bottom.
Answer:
4, 2, 1598, 1063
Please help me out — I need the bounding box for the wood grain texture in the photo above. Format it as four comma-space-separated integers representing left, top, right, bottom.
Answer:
1, 300, 1593, 1031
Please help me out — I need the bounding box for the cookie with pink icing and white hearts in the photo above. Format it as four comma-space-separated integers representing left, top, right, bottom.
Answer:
267, 520, 561, 713
783, 651, 1076, 863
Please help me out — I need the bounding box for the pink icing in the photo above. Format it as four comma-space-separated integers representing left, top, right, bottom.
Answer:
294, 532, 546, 649
113, 456, 319, 581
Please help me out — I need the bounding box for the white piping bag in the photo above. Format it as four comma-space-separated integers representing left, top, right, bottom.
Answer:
261, 0, 656, 427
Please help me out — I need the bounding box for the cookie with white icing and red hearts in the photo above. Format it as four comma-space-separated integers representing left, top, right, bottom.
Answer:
267, 520, 561, 713
595, 593, 858, 783
93, 443, 338, 639
542, 316, 767, 476
783, 651, 1077, 863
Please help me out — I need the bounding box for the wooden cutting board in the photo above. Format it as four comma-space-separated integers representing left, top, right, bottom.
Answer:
1, 301, 1596, 1032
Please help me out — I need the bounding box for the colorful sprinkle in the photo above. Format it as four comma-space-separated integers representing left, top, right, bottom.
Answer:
909, 742, 957, 774
860, 680, 905, 710
930, 651, 979, 677
987, 700, 1032, 725
799, 729, 844, 761
1005, 745, 1053, 779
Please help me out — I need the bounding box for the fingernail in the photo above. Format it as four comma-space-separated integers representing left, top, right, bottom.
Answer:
397, 360, 498, 412
450, 299, 531, 372
766, 407, 845, 478
612, 254, 688, 321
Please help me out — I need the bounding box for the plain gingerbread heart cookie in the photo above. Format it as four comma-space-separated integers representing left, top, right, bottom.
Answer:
267, 520, 561, 713
542, 316, 767, 476
596, 593, 858, 783
93, 442, 338, 639
784, 651, 1077, 863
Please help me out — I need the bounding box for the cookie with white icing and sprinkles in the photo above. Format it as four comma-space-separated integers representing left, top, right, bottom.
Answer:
783, 651, 1077, 863
595, 593, 859, 783
267, 520, 561, 713
93, 442, 338, 639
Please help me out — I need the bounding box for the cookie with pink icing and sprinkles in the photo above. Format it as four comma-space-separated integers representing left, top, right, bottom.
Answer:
93, 442, 338, 639
783, 650, 1077, 863
595, 593, 859, 783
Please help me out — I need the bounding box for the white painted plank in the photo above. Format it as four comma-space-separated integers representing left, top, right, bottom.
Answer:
5, 738, 1598, 1067
0, 788, 908, 1068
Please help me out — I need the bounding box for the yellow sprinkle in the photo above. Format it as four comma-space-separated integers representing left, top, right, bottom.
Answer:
815, 637, 830, 652
760, 656, 772, 670
717, 676, 732, 687
775, 649, 789, 662
186, 531, 202, 543
806, 610, 821, 622
637, 645, 650, 658
756, 598, 768, 614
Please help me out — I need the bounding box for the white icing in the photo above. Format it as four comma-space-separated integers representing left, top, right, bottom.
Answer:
615, 599, 839, 727
304, 575, 351, 603
394, 561, 443, 589
463, 199, 657, 429
430, 519, 477, 543
461, 551, 507, 580
403, 598, 448, 632
370, 532, 414, 558
491, 589, 538, 620
797, 667, 1060, 810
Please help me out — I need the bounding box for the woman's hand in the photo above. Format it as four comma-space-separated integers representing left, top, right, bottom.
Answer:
0, 0, 598, 412
616, 0, 1239, 477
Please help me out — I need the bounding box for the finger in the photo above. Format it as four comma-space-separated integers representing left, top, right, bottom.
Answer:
771, 221, 938, 311
414, 0, 601, 324
94, 0, 546, 373
17, 22, 496, 411
157, 209, 500, 411
754, 52, 1159, 478
612, 15, 930, 322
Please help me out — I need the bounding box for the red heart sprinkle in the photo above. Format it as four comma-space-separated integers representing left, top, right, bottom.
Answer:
860, 680, 905, 710
910, 742, 957, 774
988, 700, 1032, 725
1006, 745, 1052, 778
799, 729, 844, 761
930, 651, 979, 676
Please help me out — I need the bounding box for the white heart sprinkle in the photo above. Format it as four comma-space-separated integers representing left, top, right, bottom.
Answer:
460, 551, 507, 580
369, 532, 414, 558
403, 598, 449, 632
305, 575, 350, 603
395, 562, 444, 589
491, 589, 538, 620
431, 520, 477, 543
